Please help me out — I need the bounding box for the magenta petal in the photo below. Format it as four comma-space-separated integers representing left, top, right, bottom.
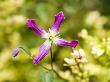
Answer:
26, 19, 47, 38
54, 38, 79, 48
50, 11, 65, 33
33, 41, 51, 64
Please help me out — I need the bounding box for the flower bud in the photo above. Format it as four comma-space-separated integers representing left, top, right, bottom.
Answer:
12, 48, 20, 57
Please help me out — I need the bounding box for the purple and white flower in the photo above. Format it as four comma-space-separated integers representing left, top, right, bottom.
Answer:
26, 11, 79, 64
12, 48, 20, 57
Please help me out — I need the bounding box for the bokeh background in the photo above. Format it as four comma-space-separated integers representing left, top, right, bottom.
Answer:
0, 0, 110, 82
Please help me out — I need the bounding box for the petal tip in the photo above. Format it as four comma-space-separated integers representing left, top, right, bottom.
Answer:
26, 19, 36, 28
26, 19, 35, 23
71, 40, 79, 48
55, 11, 65, 19
33, 59, 39, 64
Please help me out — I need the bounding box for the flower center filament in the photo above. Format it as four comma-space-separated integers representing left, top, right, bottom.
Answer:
45, 30, 60, 43
49, 36, 54, 40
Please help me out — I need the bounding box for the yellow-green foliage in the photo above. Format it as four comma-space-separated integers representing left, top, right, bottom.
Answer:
0, 0, 110, 82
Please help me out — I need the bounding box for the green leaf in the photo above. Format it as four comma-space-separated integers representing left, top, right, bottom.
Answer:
40, 70, 54, 82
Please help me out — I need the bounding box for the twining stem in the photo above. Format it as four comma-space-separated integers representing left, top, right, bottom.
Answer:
50, 47, 53, 70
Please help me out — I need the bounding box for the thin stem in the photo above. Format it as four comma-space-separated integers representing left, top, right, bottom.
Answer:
38, 64, 50, 71
53, 69, 69, 82
18, 46, 34, 59
50, 47, 53, 70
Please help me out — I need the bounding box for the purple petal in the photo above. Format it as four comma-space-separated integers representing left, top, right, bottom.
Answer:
50, 11, 65, 33
54, 38, 79, 48
33, 41, 51, 64
12, 48, 20, 57
26, 19, 47, 38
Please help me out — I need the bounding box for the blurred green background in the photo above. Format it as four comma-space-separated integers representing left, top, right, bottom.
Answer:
0, 0, 110, 82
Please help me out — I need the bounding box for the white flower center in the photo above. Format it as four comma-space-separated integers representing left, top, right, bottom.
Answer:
49, 35, 54, 40
46, 32, 56, 40
44, 29, 59, 43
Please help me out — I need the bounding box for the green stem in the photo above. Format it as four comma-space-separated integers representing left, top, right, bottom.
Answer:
53, 69, 69, 82
50, 47, 53, 70
18, 46, 34, 59
38, 64, 51, 71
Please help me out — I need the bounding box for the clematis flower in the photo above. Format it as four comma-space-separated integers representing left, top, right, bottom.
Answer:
26, 11, 79, 64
